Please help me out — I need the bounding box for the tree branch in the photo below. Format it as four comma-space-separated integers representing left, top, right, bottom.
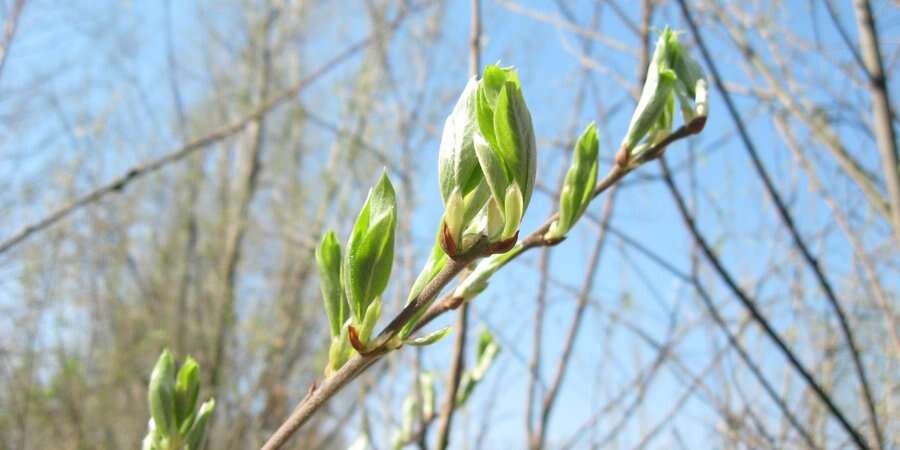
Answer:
0, 6, 417, 257
676, 2, 881, 447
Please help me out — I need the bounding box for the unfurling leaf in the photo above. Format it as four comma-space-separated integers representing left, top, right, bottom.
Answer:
184, 399, 215, 450
620, 28, 708, 166
148, 349, 177, 438
316, 230, 344, 337
547, 122, 600, 240
343, 171, 397, 324
456, 327, 502, 406
358, 298, 382, 345
438, 77, 483, 203
404, 326, 453, 347
174, 356, 200, 432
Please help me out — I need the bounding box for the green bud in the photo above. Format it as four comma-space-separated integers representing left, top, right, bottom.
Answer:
547, 123, 599, 240
501, 183, 524, 240
404, 326, 452, 347
400, 395, 419, 445
174, 356, 200, 431
443, 188, 465, 249
184, 399, 215, 450
326, 322, 353, 376
148, 350, 177, 438
407, 235, 447, 304
455, 327, 501, 406
358, 297, 382, 345
622, 28, 708, 163
474, 328, 501, 379
316, 230, 344, 337
420, 372, 436, 419
473, 65, 536, 242
439, 78, 484, 203
485, 198, 504, 241
343, 171, 397, 324
456, 372, 476, 406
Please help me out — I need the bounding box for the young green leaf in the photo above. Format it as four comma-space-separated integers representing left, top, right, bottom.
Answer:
420, 372, 436, 419
455, 327, 502, 406
316, 230, 343, 337
547, 122, 599, 240
404, 326, 452, 347
439, 78, 483, 203
174, 356, 200, 430
358, 298, 382, 345
343, 171, 397, 323
148, 350, 177, 438
501, 183, 524, 240
492, 81, 536, 207
184, 399, 215, 450
621, 29, 679, 155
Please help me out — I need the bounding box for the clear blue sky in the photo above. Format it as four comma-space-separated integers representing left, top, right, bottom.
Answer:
1, 0, 896, 448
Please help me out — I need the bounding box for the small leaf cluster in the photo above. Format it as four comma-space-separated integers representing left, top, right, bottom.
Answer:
438, 64, 536, 257
619, 27, 708, 166
317, 171, 397, 372
143, 350, 215, 450
456, 328, 501, 406
546, 123, 600, 241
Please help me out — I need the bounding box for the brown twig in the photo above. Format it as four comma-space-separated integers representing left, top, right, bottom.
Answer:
676, 2, 880, 447
259, 96, 704, 450
659, 153, 869, 450
0, 0, 26, 82
0, 6, 417, 257
532, 186, 617, 450
433, 1, 481, 448
853, 0, 900, 249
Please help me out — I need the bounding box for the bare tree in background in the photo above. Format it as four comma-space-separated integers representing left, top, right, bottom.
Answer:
0, 1, 896, 449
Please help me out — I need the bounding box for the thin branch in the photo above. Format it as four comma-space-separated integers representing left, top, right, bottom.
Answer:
774, 112, 900, 355
0, 6, 418, 257
532, 187, 617, 450
853, 0, 900, 248
433, 303, 468, 450
658, 153, 869, 449
676, 2, 881, 447
260, 112, 704, 449
0, 0, 26, 82
433, 1, 481, 447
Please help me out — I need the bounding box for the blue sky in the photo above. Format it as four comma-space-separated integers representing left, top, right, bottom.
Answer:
1, 0, 897, 448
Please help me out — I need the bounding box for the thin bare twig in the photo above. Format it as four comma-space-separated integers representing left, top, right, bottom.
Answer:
676, 2, 880, 447
532, 187, 617, 450
659, 153, 869, 449
853, 0, 900, 249
0, 0, 26, 82
433, 1, 480, 448
0, 6, 417, 257
260, 104, 704, 450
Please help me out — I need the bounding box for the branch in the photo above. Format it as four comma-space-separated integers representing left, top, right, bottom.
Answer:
659, 154, 869, 450
260, 110, 704, 450
0, 0, 26, 83
853, 0, 900, 249
533, 186, 617, 450
0, 6, 416, 257
433, 303, 468, 450
434, 2, 481, 448
676, 2, 881, 447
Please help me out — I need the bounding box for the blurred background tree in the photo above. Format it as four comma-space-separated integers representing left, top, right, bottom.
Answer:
0, 0, 896, 449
